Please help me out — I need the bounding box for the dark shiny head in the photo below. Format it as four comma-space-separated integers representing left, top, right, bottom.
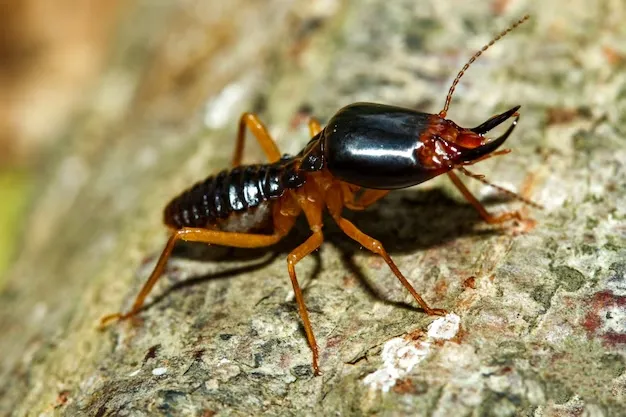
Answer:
310, 102, 519, 190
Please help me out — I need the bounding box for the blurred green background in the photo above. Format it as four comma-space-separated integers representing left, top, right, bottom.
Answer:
0, 171, 30, 283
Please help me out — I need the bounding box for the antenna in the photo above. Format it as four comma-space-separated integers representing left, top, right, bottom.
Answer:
439, 15, 530, 118
458, 166, 543, 209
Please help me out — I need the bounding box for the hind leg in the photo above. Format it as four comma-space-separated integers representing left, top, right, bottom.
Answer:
100, 203, 298, 327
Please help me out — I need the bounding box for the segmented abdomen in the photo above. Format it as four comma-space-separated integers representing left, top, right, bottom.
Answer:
163, 158, 305, 230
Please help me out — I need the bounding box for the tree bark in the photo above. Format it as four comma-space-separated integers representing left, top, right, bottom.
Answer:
1, 0, 625, 415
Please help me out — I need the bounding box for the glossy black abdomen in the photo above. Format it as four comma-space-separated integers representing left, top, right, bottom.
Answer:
322, 103, 443, 189
164, 158, 305, 230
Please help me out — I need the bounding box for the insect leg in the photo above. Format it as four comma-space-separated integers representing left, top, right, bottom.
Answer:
344, 189, 390, 211
284, 182, 327, 375
447, 171, 521, 224
308, 118, 322, 137
329, 209, 446, 315
287, 231, 324, 375
100, 210, 298, 328
232, 113, 282, 167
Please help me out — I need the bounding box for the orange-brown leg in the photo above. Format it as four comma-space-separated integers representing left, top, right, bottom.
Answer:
447, 170, 521, 224
323, 179, 444, 314
344, 188, 390, 211
284, 181, 327, 375
100, 214, 297, 328
308, 118, 322, 137
327, 201, 446, 315
287, 231, 324, 375
232, 112, 282, 167
339, 183, 360, 203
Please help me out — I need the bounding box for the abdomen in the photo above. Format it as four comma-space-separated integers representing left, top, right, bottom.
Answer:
163, 159, 305, 231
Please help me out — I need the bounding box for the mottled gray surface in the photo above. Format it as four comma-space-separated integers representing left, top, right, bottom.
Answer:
1, 0, 625, 416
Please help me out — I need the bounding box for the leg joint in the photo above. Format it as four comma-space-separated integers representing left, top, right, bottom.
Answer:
370, 239, 384, 254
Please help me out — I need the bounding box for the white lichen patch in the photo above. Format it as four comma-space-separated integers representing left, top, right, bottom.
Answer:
364, 313, 461, 392
151, 367, 167, 376
599, 305, 626, 334
427, 313, 461, 340
214, 359, 242, 382
544, 322, 574, 345
363, 337, 431, 393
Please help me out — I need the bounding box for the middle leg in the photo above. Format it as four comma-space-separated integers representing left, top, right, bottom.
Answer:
287, 231, 324, 375
285, 181, 327, 375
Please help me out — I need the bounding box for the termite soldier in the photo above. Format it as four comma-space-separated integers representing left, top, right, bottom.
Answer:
101, 15, 538, 375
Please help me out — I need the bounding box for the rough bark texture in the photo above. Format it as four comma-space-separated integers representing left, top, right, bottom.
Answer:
1, 0, 625, 416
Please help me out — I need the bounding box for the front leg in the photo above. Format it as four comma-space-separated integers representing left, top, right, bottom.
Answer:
324, 182, 445, 315
447, 170, 522, 224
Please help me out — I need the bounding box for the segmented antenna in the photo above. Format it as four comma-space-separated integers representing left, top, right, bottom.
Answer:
458, 166, 543, 209
439, 15, 530, 118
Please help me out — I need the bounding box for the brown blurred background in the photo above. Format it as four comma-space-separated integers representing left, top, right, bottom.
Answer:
0, 0, 124, 277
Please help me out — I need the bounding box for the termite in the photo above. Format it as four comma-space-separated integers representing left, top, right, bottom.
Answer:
101, 15, 538, 375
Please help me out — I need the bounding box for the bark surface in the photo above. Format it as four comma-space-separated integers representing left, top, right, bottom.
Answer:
1, 1, 625, 416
